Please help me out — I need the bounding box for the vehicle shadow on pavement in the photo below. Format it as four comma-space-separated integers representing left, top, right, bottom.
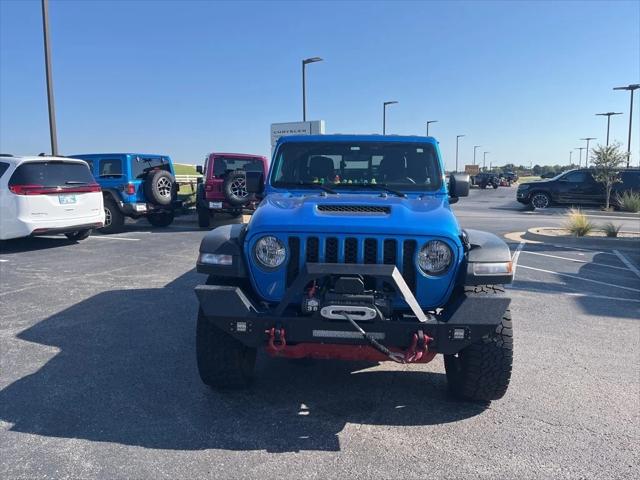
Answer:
0, 270, 487, 453
0, 237, 81, 254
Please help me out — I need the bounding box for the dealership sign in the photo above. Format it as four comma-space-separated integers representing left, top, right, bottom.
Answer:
270, 120, 325, 150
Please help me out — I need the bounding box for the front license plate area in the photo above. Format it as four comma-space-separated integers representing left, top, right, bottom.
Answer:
59, 194, 77, 205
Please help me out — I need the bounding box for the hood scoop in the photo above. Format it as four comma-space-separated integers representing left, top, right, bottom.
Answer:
316, 205, 391, 215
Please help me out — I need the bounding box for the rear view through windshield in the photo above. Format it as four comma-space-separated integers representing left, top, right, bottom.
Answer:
9, 161, 95, 187
131, 156, 171, 179
213, 157, 263, 177
272, 142, 442, 191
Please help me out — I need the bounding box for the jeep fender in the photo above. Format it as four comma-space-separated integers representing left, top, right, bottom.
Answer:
462, 229, 513, 285
196, 223, 248, 278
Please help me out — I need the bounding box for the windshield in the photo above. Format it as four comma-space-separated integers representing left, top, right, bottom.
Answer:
271, 141, 442, 191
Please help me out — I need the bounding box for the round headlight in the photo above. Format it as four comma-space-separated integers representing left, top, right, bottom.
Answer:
254, 235, 286, 269
418, 240, 453, 275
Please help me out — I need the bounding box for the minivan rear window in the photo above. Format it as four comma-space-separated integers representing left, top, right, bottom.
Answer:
131, 156, 171, 179
9, 161, 95, 187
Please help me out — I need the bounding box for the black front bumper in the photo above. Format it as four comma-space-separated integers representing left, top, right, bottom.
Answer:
195, 263, 510, 355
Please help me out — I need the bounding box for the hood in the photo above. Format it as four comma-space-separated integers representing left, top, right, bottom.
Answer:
246, 192, 460, 239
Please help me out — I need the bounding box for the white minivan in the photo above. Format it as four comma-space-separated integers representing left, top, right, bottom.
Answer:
0, 155, 105, 241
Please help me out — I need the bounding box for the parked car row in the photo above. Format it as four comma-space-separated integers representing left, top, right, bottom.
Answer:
517, 168, 640, 209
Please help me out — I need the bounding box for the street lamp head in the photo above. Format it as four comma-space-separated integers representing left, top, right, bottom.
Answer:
427, 120, 438, 124
613, 84, 640, 91
457, 134, 465, 139
596, 112, 623, 116
580, 137, 596, 141
303, 57, 323, 64
474, 145, 481, 148
383, 101, 398, 106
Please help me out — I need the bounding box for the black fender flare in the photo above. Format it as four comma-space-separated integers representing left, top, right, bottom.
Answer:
196, 223, 248, 278
102, 189, 123, 209
461, 229, 513, 285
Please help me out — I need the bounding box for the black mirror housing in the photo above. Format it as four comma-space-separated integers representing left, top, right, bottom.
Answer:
196, 165, 203, 175
246, 171, 264, 194
449, 173, 470, 198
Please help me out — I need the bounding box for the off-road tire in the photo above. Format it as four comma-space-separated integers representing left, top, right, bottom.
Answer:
65, 229, 92, 241
196, 307, 256, 389
197, 206, 210, 228
147, 209, 174, 227
101, 198, 125, 234
223, 170, 249, 207
144, 170, 175, 206
444, 285, 513, 402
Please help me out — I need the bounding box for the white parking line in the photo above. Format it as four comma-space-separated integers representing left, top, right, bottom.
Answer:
509, 286, 640, 303
613, 250, 640, 279
89, 236, 140, 242
520, 250, 632, 271
511, 241, 525, 277
517, 265, 640, 293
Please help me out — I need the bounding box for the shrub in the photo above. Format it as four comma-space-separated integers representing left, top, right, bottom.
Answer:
565, 208, 594, 237
601, 222, 622, 238
616, 190, 640, 213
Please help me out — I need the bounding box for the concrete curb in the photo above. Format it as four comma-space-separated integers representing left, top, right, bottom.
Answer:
524, 227, 640, 251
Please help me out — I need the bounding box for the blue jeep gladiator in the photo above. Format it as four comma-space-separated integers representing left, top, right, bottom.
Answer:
195, 135, 514, 401
69, 153, 179, 233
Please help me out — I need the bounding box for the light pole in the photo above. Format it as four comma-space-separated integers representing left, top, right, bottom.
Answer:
581, 137, 596, 167
595, 112, 623, 146
383, 101, 398, 135
426, 120, 438, 136
575, 147, 585, 168
41, 0, 58, 156
483, 151, 489, 170
473, 145, 481, 165
455, 135, 465, 173
569, 150, 573, 166
613, 84, 640, 167
302, 57, 323, 121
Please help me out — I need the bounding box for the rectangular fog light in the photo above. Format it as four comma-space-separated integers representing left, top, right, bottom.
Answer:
199, 253, 233, 266
473, 262, 512, 275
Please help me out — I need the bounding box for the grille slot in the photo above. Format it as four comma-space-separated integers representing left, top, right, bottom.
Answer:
326, 237, 338, 263
344, 238, 358, 264
402, 240, 417, 292
317, 205, 390, 215
287, 237, 300, 286
383, 239, 397, 265
306, 237, 319, 262
364, 238, 377, 264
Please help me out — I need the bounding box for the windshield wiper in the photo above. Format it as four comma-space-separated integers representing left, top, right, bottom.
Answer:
360, 183, 406, 198
278, 182, 337, 194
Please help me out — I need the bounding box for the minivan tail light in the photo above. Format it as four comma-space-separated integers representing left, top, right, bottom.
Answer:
126, 183, 136, 195
9, 183, 101, 195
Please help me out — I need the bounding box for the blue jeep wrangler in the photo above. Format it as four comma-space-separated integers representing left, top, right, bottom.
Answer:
195, 135, 514, 401
69, 153, 179, 233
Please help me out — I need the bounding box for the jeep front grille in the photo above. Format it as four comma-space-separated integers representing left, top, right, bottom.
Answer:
286, 235, 418, 291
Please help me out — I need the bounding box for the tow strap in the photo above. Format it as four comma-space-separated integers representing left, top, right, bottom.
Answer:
339, 312, 431, 364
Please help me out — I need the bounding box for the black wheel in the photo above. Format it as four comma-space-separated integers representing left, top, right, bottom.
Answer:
64, 229, 92, 241
144, 170, 175, 206
100, 198, 125, 234
492, 182, 499, 189
531, 192, 551, 209
197, 206, 210, 228
444, 285, 513, 402
146, 209, 174, 227
196, 306, 256, 388
223, 170, 249, 207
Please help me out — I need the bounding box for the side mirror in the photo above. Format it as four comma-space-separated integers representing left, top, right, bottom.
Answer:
196, 165, 203, 175
246, 171, 264, 194
449, 173, 470, 199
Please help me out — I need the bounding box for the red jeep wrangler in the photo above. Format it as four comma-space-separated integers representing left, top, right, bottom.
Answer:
196, 153, 268, 228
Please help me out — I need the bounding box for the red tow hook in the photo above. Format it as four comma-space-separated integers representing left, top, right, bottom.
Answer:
404, 330, 433, 363
266, 327, 286, 352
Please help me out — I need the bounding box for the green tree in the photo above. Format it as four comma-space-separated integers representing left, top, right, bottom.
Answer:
590, 143, 626, 209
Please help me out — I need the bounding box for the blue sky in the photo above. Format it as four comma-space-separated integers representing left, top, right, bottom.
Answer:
1, 0, 638, 170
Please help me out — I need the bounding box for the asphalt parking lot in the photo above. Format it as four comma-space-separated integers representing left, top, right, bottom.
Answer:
1, 188, 639, 479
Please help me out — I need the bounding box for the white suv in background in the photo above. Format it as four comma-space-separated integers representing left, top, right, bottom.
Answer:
0, 155, 105, 241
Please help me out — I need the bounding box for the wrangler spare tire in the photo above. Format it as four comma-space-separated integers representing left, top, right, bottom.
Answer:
223, 170, 250, 207
144, 170, 175, 206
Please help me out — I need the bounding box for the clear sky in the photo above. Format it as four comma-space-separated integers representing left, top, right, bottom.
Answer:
1, 0, 639, 170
